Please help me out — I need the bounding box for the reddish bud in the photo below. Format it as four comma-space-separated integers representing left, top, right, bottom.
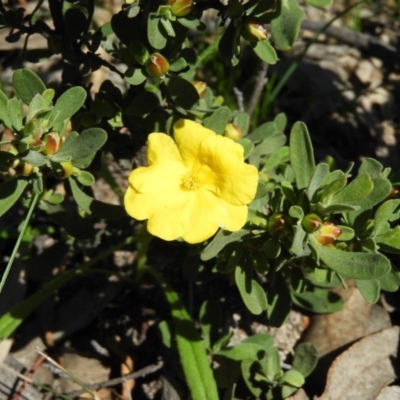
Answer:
168, 0, 193, 17
302, 213, 322, 233
192, 81, 207, 99
29, 139, 44, 151
241, 17, 268, 42
145, 53, 170, 78
43, 131, 62, 155
224, 123, 243, 141
268, 213, 290, 238
315, 222, 342, 245
16, 162, 35, 176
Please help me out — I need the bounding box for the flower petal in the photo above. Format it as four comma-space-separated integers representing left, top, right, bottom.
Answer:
197, 134, 259, 205
181, 189, 248, 244
128, 162, 186, 194
146, 190, 193, 241
147, 133, 183, 166
173, 119, 215, 170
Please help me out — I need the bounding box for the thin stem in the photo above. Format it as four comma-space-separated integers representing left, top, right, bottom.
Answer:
0, 193, 40, 296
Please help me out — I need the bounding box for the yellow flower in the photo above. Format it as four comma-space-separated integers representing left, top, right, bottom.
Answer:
124, 119, 259, 244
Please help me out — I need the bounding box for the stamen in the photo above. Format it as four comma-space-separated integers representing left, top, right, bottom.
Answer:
181, 172, 198, 191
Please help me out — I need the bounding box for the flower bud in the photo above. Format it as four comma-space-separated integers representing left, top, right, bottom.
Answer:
145, 53, 170, 78
54, 161, 74, 179
241, 17, 268, 42
29, 139, 44, 151
43, 131, 62, 155
224, 123, 243, 141
192, 81, 207, 99
302, 213, 322, 233
167, 0, 193, 17
16, 162, 35, 176
315, 222, 342, 245
268, 213, 290, 238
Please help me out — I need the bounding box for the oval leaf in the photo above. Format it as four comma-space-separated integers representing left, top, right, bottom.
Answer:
289, 121, 316, 190
317, 245, 391, 279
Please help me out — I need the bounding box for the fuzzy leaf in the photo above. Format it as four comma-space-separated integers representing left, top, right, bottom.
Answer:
290, 121, 315, 190
252, 39, 278, 64
48, 87, 87, 128
0, 178, 28, 218
317, 246, 391, 279
271, 0, 304, 50
235, 265, 267, 315
376, 226, 400, 254
12, 69, 46, 105
356, 279, 380, 304
52, 128, 107, 168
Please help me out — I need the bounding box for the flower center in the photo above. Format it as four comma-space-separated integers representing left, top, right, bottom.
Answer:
181, 172, 198, 191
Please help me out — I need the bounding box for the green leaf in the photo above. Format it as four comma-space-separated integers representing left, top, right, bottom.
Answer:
52, 128, 107, 168
270, 0, 304, 50
20, 150, 48, 167
376, 226, 400, 254
359, 157, 383, 178
292, 343, 318, 378
26, 94, 48, 122
169, 57, 187, 72
217, 342, 266, 360
8, 97, 23, 131
148, 13, 167, 49
0, 91, 11, 128
124, 67, 147, 86
264, 346, 281, 378
12, 69, 46, 105
48, 87, 87, 128
281, 369, 305, 387
160, 16, 175, 37
232, 112, 250, 135
235, 265, 267, 315
289, 121, 315, 190
150, 269, 219, 400
203, 106, 231, 135
237, 138, 254, 158
252, 39, 278, 64
356, 279, 380, 304
291, 287, 343, 313
69, 178, 126, 219
201, 229, 250, 261
76, 170, 95, 186
316, 245, 391, 279
337, 225, 354, 241
274, 112, 287, 131
373, 200, 400, 237
164, 76, 200, 109
290, 225, 306, 256
247, 121, 278, 142
0, 178, 28, 218
352, 177, 392, 210
331, 173, 373, 205
307, 163, 330, 201
378, 269, 400, 292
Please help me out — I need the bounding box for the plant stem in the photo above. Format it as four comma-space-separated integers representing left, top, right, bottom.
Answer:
0, 193, 40, 297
